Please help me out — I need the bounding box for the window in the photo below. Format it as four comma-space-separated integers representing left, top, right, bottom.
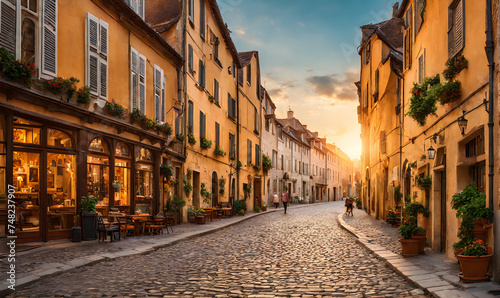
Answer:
448, 0, 465, 58
188, 101, 194, 134
199, 0, 205, 38
175, 108, 181, 136
130, 47, 146, 113
227, 93, 236, 120
188, 0, 194, 23
396, 78, 401, 107
418, 54, 425, 83
87, 13, 108, 99
247, 139, 252, 164
188, 45, 194, 75
214, 79, 219, 105
414, 0, 424, 36
373, 69, 379, 103
124, 0, 144, 19
231, 61, 236, 79
380, 131, 386, 154
255, 144, 260, 166
210, 32, 221, 67
265, 119, 269, 132
154, 65, 165, 122
272, 150, 277, 168
215, 122, 220, 147
466, 134, 485, 158
198, 59, 205, 87
403, 6, 412, 70
199, 111, 206, 138
254, 107, 258, 134
364, 42, 370, 64
229, 133, 235, 159
363, 83, 368, 108
247, 64, 251, 85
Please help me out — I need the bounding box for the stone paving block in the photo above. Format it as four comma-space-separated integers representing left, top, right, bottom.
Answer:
16, 275, 41, 287
408, 273, 440, 282
64, 258, 92, 268
102, 249, 139, 259
441, 274, 461, 284
434, 289, 476, 298
400, 269, 430, 276
416, 279, 451, 289
427, 285, 456, 292
33, 267, 63, 277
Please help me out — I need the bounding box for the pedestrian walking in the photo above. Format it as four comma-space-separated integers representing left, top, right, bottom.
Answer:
282, 188, 289, 214
273, 193, 279, 209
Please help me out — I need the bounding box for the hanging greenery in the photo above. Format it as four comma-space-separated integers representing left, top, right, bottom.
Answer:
416, 175, 432, 190
443, 54, 468, 81
262, 154, 272, 172
406, 74, 440, 126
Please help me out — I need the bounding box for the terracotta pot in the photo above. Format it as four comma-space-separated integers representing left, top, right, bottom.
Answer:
195, 215, 206, 224
400, 238, 419, 257
457, 253, 492, 282
412, 234, 426, 254
188, 215, 196, 223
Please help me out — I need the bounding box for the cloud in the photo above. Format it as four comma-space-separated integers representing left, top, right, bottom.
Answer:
306, 69, 360, 101
266, 80, 295, 103
235, 28, 246, 36
298, 22, 305, 26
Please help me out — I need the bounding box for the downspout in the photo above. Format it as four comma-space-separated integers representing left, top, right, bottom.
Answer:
181, 2, 188, 202
485, 0, 494, 217
236, 73, 240, 206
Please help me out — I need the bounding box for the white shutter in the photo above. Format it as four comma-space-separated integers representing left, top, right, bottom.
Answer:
86, 13, 99, 96
99, 59, 107, 99
139, 54, 146, 114
99, 20, 108, 57
154, 65, 162, 121
138, 0, 144, 19
162, 74, 166, 123
0, 0, 17, 55
41, 0, 57, 77
130, 47, 138, 110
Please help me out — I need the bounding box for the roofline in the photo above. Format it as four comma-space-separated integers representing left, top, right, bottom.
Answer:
208, 0, 242, 68
358, 25, 402, 55
104, 0, 184, 68
396, 0, 410, 18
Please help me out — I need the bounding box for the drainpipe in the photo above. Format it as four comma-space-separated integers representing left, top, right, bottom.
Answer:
485, 0, 494, 217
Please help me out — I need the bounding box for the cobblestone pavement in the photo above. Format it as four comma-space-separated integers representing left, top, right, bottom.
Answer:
342, 208, 402, 255
12, 202, 426, 297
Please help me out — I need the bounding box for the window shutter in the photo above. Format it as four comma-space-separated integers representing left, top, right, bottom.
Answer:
254, 107, 258, 132
199, 0, 205, 38
214, 79, 219, 105
374, 69, 379, 95
188, 44, 193, 74
99, 59, 107, 99
99, 20, 108, 57
87, 13, 99, 95
448, 7, 454, 57
229, 133, 235, 159
130, 47, 138, 109
247, 139, 252, 164
454, 0, 464, 56
154, 66, 161, 121
215, 122, 220, 146
198, 59, 203, 84
138, 0, 144, 19
380, 131, 386, 154
162, 74, 166, 122
0, 0, 16, 55
41, 0, 57, 77
200, 111, 205, 138
202, 63, 206, 87
188, 101, 193, 133
139, 54, 146, 113
89, 54, 99, 95
415, 0, 423, 36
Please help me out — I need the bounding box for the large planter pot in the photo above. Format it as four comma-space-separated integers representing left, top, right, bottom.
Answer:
81, 212, 98, 241
387, 218, 396, 225
412, 234, 426, 254
400, 238, 419, 257
72, 227, 82, 242
261, 206, 267, 212
458, 253, 492, 282
195, 215, 206, 224
188, 215, 196, 223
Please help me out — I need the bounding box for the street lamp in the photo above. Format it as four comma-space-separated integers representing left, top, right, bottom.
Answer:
427, 145, 436, 160
457, 110, 468, 136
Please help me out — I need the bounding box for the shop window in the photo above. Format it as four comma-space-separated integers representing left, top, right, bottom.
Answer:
115, 142, 130, 157
47, 129, 73, 148
13, 151, 40, 234
87, 154, 109, 214
114, 158, 131, 212
47, 153, 76, 231
13, 117, 41, 145
135, 163, 153, 214
89, 137, 109, 153
136, 147, 152, 162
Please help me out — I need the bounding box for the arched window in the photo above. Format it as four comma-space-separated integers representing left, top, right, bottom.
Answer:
89, 137, 109, 153
115, 142, 131, 157
47, 129, 74, 148
136, 147, 152, 162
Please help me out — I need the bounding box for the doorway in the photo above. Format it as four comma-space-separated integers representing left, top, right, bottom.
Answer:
193, 171, 200, 208
254, 178, 262, 209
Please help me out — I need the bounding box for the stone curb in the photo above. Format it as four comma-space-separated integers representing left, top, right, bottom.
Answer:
1, 202, 319, 297
337, 213, 477, 298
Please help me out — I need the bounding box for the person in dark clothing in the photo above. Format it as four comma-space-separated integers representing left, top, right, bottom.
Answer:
282, 189, 289, 214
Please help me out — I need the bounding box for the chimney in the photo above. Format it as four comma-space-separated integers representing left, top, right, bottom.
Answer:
287, 109, 294, 119
392, 2, 399, 18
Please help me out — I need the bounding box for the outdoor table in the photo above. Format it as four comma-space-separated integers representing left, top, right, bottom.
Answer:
128, 214, 150, 234
220, 207, 232, 218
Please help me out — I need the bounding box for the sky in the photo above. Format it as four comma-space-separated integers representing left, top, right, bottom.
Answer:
221, 0, 397, 160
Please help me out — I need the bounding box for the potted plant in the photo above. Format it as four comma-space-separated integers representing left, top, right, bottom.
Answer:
254, 206, 260, 213
172, 194, 186, 224
416, 175, 432, 190
386, 210, 397, 225
398, 218, 419, 257
187, 206, 196, 223
234, 199, 247, 216
413, 226, 427, 254
451, 184, 493, 255
195, 208, 206, 224
80, 195, 98, 241
262, 204, 267, 212
457, 239, 492, 282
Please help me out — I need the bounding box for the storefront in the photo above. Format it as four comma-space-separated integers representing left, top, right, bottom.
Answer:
0, 111, 170, 243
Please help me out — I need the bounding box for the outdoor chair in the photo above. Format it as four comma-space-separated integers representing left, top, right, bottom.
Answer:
117, 216, 135, 239
97, 216, 120, 242
145, 215, 165, 235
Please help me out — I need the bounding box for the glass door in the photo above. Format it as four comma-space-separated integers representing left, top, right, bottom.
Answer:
13, 151, 41, 241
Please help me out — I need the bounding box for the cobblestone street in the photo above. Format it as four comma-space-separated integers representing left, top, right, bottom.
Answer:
12, 203, 425, 297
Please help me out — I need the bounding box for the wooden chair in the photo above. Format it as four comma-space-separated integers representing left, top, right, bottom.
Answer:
165, 216, 174, 234
117, 216, 135, 239
97, 216, 120, 242
145, 215, 165, 235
